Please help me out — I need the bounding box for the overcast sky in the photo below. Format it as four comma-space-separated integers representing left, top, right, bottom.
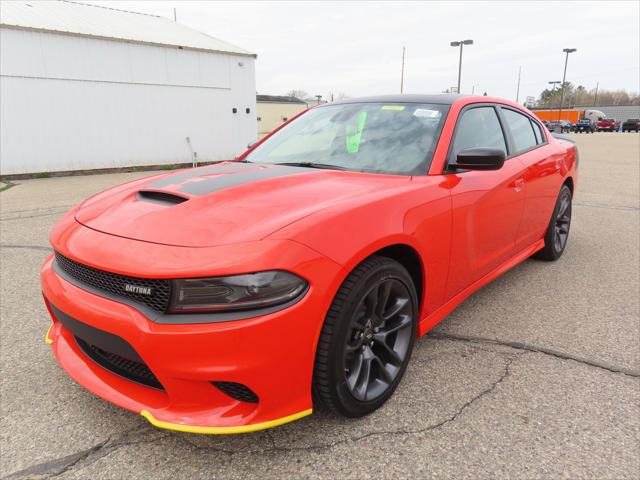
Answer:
87, 1, 639, 102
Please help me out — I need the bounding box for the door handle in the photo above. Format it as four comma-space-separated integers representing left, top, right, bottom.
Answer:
514, 178, 524, 193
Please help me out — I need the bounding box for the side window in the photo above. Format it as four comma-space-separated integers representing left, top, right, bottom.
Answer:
451, 107, 507, 158
502, 109, 538, 153
531, 119, 544, 144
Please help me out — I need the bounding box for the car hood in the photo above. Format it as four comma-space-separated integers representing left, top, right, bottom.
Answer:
75, 162, 410, 247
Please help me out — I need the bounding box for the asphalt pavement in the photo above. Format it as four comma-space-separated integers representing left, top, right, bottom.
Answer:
1, 133, 638, 479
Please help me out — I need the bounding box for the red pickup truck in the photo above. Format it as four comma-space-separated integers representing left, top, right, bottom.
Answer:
596, 118, 617, 132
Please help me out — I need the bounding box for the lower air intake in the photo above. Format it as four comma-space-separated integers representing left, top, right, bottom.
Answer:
76, 337, 164, 390
212, 381, 259, 403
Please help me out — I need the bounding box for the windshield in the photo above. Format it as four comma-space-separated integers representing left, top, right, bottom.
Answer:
245, 102, 450, 175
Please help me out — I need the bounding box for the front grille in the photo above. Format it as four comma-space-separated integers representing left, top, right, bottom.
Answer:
76, 336, 164, 390
213, 381, 259, 403
55, 252, 171, 313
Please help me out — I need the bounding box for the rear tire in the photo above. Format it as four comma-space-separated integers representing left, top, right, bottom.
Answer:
312, 255, 418, 417
534, 185, 572, 261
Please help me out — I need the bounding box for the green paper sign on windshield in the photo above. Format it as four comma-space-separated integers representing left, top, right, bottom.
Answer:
346, 111, 368, 154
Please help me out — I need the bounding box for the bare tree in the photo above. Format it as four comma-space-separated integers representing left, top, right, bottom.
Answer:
286, 90, 309, 101
537, 84, 639, 107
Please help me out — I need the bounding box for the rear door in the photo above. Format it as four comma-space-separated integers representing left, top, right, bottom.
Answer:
444, 105, 526, 299
499, 107, 563, 249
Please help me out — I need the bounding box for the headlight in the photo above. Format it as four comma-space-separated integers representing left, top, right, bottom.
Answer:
168, 271, 308, 313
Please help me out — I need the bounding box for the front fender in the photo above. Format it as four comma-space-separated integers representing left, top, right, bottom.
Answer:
268, 179, 453, 321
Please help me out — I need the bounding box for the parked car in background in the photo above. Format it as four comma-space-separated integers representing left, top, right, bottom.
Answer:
621, 118, 640, 132
574, 119, 596, 133
596, 119, 617, 132
546, 120, 573, 133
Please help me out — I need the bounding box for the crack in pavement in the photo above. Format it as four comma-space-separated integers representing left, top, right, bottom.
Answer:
7, 334, 632, 473
0, 244, 52, 252
573, 201, 639, 211
429, 332, 640, 377
0, 208, 72, 221
2, 440, 110, 480
177, 352, 521, 456
2, 427, 168, 479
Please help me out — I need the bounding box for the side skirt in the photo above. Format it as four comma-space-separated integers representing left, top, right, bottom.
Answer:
418, 239, 545, 336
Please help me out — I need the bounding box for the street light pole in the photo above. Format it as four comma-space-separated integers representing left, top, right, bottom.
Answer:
549, 80, 561, 91
400, 46, 405, 94
450, 39, 473, 93
557, 48, 576, 122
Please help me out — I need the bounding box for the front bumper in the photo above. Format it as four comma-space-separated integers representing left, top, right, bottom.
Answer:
41, 233, 342, 433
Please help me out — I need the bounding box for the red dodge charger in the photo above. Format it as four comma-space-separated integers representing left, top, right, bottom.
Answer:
41, 95, 578, 434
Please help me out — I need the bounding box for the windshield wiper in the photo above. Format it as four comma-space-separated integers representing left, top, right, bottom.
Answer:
273, 162, 349, 171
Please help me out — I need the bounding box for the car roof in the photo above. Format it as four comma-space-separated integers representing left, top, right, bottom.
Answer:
329, 94, 465, 106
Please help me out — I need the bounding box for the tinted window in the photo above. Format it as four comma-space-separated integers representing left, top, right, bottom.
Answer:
531, 120, 544, 144
451, 107, 507, 157
502, 109, 537, 153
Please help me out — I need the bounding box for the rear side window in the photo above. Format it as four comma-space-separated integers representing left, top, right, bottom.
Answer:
502, 109, 537, 153
531, 120, 545, 144
451, 107, 507, 157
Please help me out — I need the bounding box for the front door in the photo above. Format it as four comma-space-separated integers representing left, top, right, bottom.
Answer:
443, 105, 526, 299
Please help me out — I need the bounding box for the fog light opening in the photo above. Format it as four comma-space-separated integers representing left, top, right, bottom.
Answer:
212, 381, 259, 403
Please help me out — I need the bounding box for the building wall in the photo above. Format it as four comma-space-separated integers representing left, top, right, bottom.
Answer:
257, 102, 307, 138
0, 28, 256, 174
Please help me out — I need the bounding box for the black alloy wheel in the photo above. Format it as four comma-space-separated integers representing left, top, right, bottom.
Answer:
534, 184, 573, 261
313, 255, 418, 417
553, 189, 572, 253
343, 278, 413, 402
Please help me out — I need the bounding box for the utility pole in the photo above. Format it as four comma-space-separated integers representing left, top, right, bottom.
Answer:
557, 48, 576, 122
173, 8, 177, 21
594, 81, 599, 106
515, 66, 522, 103
315, 95, 322, 105
400, 46, 405, 94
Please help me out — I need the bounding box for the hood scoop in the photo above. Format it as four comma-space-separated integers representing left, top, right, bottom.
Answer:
136, 190, 189, 206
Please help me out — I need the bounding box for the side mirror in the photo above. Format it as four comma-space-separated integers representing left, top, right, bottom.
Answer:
450, 147, 505, 171
247, 142, 256, 149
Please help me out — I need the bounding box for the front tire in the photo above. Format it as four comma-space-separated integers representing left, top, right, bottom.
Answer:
534, 185, 572, 261
313, 255, 418, 417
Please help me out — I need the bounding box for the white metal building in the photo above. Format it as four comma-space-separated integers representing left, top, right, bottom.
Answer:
0, 1, 257, 175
